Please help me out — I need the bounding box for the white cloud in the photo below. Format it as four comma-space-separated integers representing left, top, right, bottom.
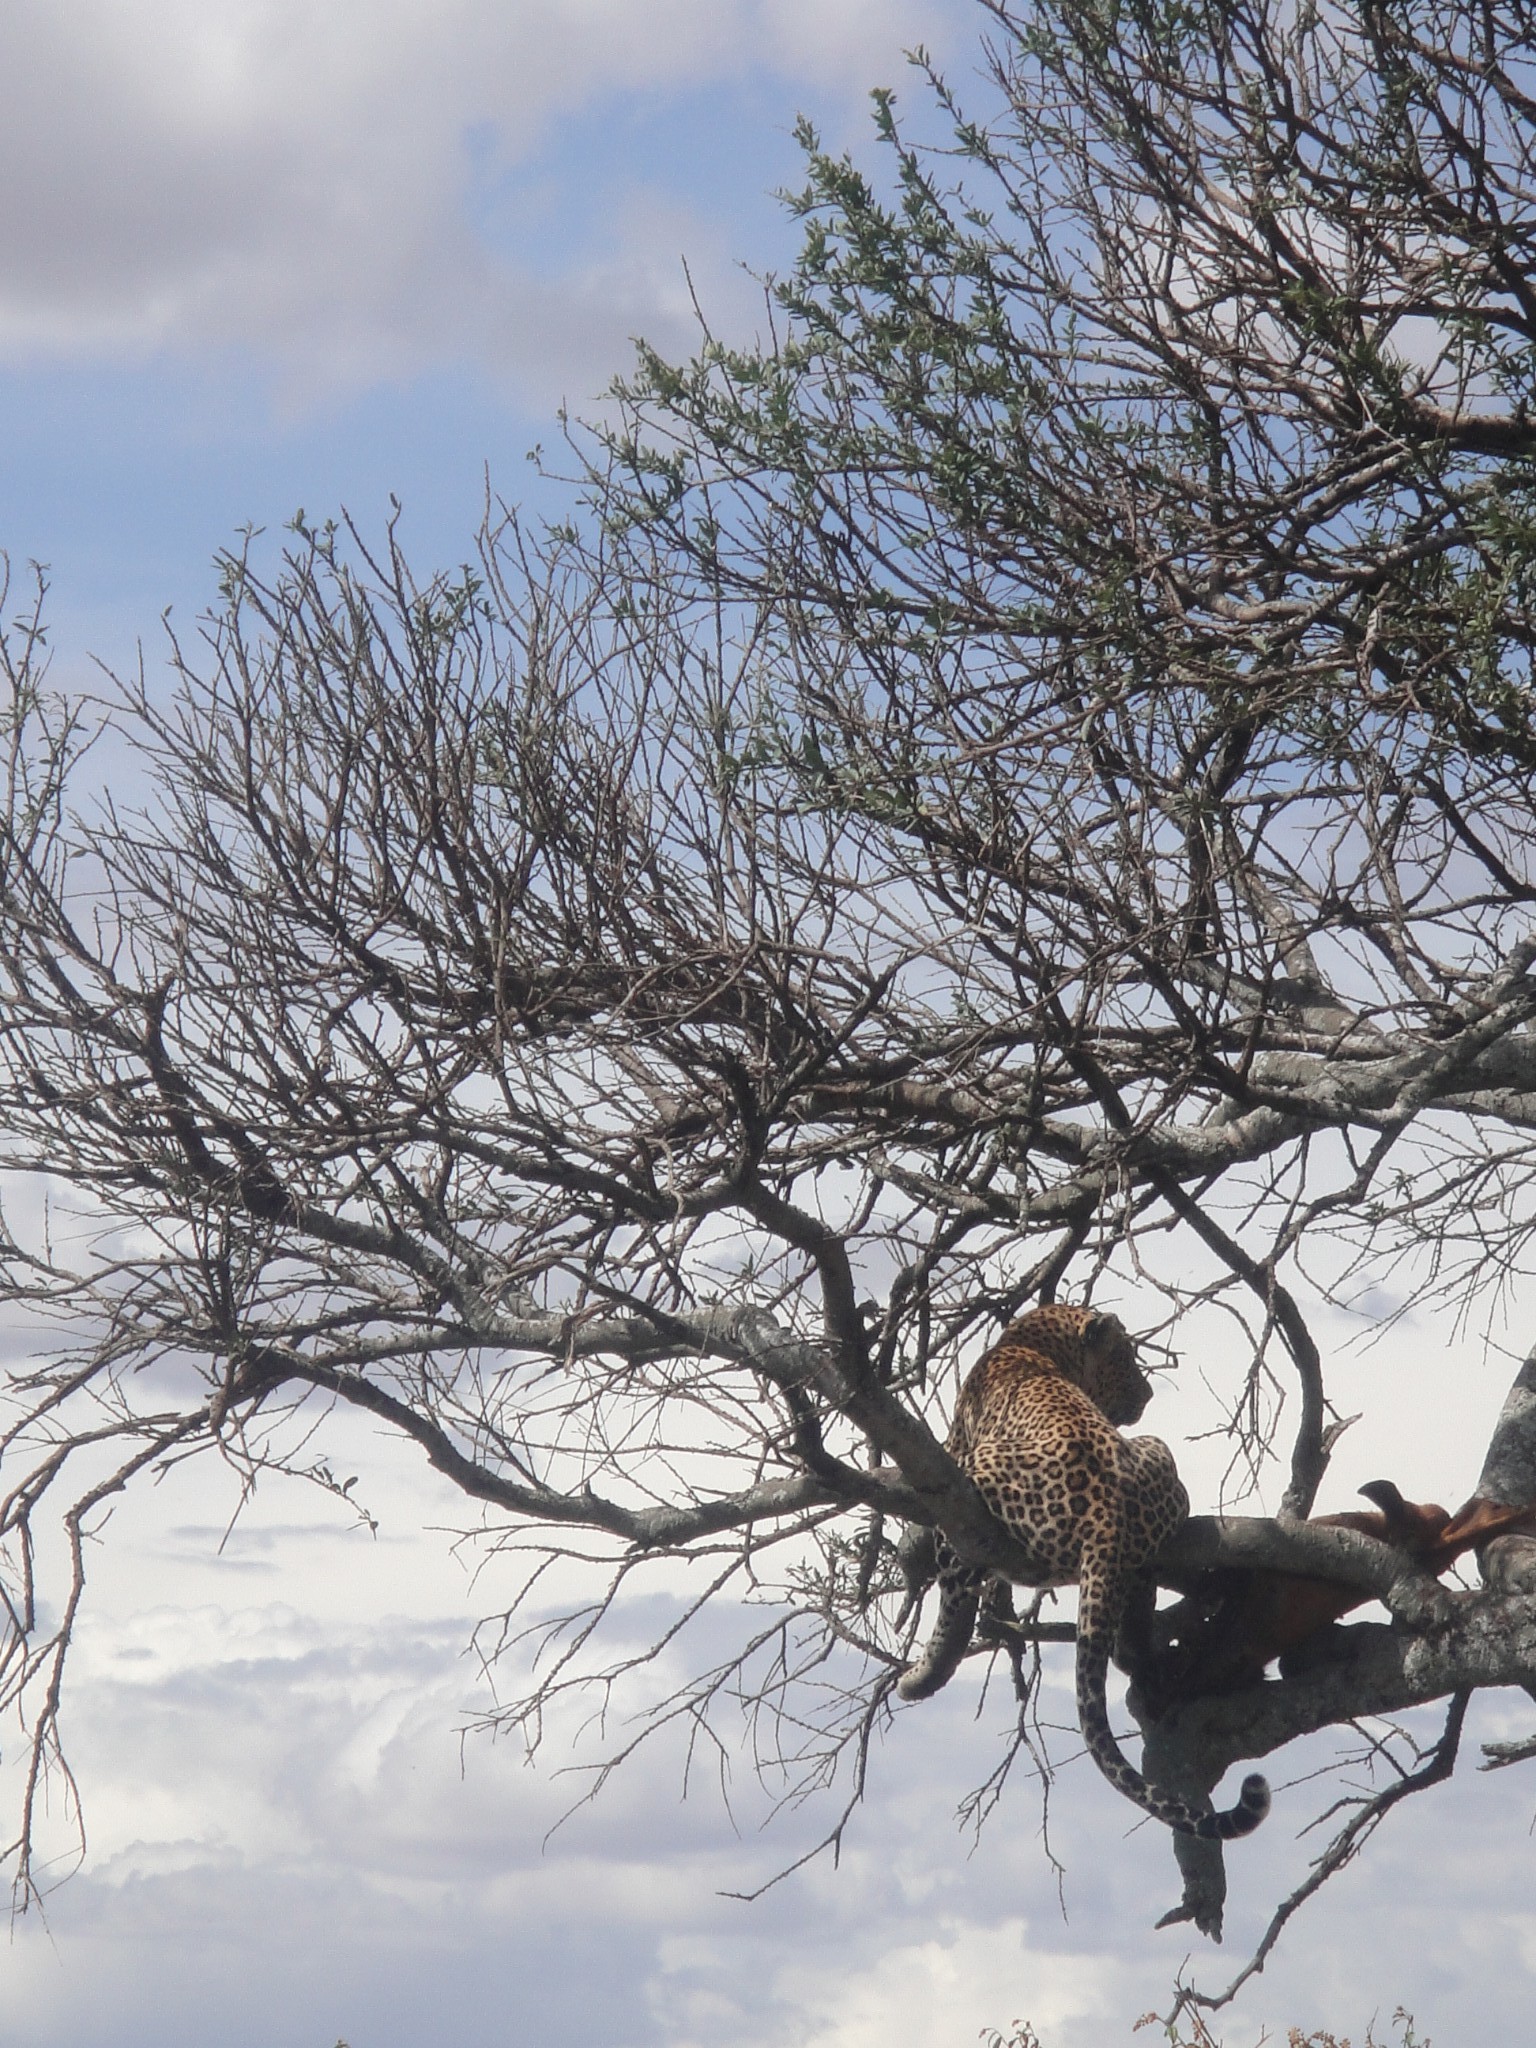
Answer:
5, 1407, 1536, 2048
0, 0, 958, 405
653, 1917, 1127, 2048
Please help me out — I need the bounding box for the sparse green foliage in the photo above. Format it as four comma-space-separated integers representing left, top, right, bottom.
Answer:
1128, 2005, 1428, 2048
980, 2006, 1431, 2048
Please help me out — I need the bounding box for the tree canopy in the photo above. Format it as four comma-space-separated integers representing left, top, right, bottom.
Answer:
5, 0, 1536, 2015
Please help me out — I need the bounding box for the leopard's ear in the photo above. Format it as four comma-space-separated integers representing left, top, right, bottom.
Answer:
1082, 1308, 1132, 1356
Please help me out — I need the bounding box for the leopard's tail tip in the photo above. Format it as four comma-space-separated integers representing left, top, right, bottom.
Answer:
1230, 1771, 1270, 1835
1194, 1770, 1270, 1839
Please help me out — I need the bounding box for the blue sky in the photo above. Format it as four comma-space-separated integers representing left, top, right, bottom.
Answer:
3, 5, 1535, 2044
0, 0, 952, 676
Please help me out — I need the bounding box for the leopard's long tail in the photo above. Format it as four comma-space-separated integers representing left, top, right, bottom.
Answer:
1074, 1635, 1269, 1838
1077, 1533, 1269, 1840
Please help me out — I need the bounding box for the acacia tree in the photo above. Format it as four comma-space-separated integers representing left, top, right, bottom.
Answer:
5, 0, 1536, 2013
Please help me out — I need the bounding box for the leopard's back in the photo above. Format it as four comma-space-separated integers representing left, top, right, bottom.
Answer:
946, 1314, 1140, 1584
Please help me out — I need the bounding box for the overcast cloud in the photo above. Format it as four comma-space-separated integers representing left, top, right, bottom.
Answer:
3, 1309, 1531, 2048
0, 0, 952, 404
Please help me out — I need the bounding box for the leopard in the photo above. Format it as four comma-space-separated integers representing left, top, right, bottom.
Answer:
897, 1302, 1270, 1841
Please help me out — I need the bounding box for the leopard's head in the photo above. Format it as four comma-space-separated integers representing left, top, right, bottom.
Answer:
1005, 1304, 1153, 1426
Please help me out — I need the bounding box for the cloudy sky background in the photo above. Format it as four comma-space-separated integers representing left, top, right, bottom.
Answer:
2, 4, 1535, 2043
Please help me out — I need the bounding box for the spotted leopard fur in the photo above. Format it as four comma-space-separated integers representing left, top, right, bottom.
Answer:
898, 1304, 1269, 1841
